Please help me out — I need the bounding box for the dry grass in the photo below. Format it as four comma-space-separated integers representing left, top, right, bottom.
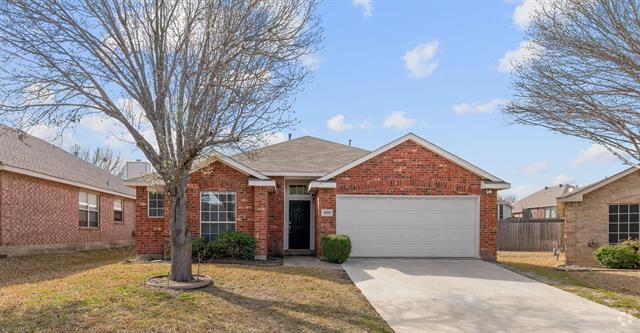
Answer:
498, 251, 640, 318
0, 248, 391, 333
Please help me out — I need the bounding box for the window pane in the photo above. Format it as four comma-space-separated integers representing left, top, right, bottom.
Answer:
609, 223, 618, 232
620, 223, 628, 232
620, 214, 629, 223
609, 214, 618, 223
114, 210, 123, 222
620, 233, 629, 241
630, 233, 639, 240
631, 214, 640, 223
79, 210, 88, 227
632, 205, 640, 213
114, 199, 122, 211
609, 205, 618, 214
88, 211, 99, 227
609, 233, 618, 244
620, 205, 629, 213
631, 223, 639, 233
88, 194, 98, 206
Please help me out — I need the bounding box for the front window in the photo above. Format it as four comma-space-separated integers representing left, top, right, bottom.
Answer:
544, 207, 557, 219
114, 199, 123, 223
148, 192, 164, 218
200, 192, 236, 241
79, 192, 99, 228
609, 204, 640, 244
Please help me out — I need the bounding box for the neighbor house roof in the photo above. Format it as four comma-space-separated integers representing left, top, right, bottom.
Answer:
558, 167, 639, 202
317, 133, 509, 189
232, 136, 369, 177
0, 124, 135, 198
512, 184, 575, 213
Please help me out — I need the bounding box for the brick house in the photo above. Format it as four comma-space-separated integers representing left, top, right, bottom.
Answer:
512, 184, 576, 219
0, 124, 136, 257
127, 133, 510, 261
559, 167, 640, 266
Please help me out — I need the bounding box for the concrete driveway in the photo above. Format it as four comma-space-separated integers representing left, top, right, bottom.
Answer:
342, 259, 639, 333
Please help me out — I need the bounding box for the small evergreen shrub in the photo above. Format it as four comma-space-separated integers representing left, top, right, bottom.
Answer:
593, 242, 640, 269
209, 231, 256, 260
320, 234, 352, 264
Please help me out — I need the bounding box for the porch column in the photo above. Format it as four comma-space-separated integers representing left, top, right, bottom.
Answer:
253, 186, 268, 260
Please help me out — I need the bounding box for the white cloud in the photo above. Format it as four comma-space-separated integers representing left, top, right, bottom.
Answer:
522, 161, 549, 175
353, 0, 373, 17
402, 41, 439, 79
453, 98, 509, 114
301, 53, 321, 71
570, 144, 619, 167
513, 0, 551, 29
553, 174, 575, 185
79, 114, 121, 133
26, 124, 77, 147
327, 114, 354, 132
266, 132, 288, 145
383, 111, 416, 129
357, 119, 372, 129
498, 41, 539, 73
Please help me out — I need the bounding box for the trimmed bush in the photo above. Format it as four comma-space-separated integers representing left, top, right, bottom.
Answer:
593, 243, 639, 269
321, 234, 352, 264
209, 231, 256, 260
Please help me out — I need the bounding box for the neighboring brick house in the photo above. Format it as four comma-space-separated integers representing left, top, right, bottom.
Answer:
512, 184, 576, 219
558, 167, 640, 266
127, 133, 509, 261
0, 124, 136, 257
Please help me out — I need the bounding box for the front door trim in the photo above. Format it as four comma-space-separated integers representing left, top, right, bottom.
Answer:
284, 179, 315, 251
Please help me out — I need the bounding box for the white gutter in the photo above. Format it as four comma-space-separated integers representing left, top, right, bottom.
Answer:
308, 181, 337, 192
480, 180, 511, 190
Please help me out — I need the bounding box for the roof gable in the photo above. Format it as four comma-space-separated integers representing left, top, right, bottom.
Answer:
231, 136, 369, 176
318, 133, 506, 183
0, 124, 134, 198
559, 167, 639, 202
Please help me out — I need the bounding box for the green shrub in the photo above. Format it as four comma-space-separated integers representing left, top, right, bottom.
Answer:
191, 237, 209, 258
209, 231, 256, 260
593, 243, 639, 269
320, 234, 352, 264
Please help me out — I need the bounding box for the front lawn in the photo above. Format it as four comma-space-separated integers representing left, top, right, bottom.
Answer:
498, 251, 640, 318
0, 248, 390, 332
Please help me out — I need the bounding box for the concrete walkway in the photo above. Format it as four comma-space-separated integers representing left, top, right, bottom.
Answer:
342, 258, 639, 333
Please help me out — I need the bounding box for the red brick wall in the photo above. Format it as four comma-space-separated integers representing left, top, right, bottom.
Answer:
318, 140, 497, 261
268, 177, 285, 255
0, 171, 135, 248
314, 188, 336, 255
135, 161, 259, 257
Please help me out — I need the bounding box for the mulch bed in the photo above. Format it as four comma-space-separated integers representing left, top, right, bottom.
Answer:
555, 264, 639, 272
146, 274, 212, 290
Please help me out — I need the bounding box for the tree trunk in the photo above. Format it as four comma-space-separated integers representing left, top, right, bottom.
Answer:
168, 169, 193, 282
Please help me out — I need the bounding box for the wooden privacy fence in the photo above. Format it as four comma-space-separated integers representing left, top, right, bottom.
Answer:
497, 218, 565, 251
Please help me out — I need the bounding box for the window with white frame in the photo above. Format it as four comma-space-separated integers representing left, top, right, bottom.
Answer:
148, 192, 164, 218
289, 185, 307, 195
79, 192, 99, 228
200, 192, 236, 241
114, 199, 124, 223
609, 204, 640, 244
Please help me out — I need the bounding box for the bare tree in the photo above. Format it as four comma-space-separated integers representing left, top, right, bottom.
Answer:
0, 0, 320, 281
499, 193, 517, 205
504, 0, 640, 165
68, 144, 126, 178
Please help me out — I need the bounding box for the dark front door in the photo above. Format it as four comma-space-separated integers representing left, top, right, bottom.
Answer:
289, 200, 311, 249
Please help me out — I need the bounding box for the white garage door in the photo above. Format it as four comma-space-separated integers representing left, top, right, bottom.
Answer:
336, 195, 480, 257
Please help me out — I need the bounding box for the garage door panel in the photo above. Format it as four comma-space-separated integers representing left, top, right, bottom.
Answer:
336, 195, 479, 257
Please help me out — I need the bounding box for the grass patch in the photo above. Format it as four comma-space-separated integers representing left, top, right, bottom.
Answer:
0, 248, 391, 332
499, 251, 640, 318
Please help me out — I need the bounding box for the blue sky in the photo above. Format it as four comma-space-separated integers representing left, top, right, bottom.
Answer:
34, 0, 627, 199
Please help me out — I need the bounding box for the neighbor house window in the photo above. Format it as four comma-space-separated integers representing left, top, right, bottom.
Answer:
609, 204, 640, 244
544, 207, 557, 219
148, 192, 164, 218
289, 185, 307, 195
499, 205, 504, 220
200, 192, 236, 241
79, 192, 99, 228
114, 199, 123, 223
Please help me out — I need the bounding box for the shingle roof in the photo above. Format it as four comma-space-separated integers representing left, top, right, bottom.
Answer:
231, 136, 370, 175
0, 124, 135, 197
558, 167, 638, 202
512, 184, 576, 213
